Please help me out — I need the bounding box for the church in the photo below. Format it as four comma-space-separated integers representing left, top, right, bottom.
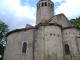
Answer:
3, 0, 80, 60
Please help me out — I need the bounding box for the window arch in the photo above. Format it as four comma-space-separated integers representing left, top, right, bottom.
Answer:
39, 4, 40, 7
42, 2, 44, 6
51, 4, 52, 7
48, 3, 50, 7
65, 44, 70, 55
22, 42, 27, 53
45, 2, 47, 6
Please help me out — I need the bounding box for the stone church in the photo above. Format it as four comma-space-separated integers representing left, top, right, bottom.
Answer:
3, 0, 80, 60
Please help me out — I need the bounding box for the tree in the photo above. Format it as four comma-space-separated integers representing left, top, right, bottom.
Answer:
0, 44, 4, 60
0, 20, 9, 45
70, 16, 80, 27
0, 20, 9, 60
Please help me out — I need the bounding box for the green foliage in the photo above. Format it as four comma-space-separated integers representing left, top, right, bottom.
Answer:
70, 16, 80, 27
0, 20, 9, 60
0, 44, 4, 60
0, 20, 9, 45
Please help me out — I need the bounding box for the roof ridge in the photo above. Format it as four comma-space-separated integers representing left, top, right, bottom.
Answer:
25, 24, 33, 28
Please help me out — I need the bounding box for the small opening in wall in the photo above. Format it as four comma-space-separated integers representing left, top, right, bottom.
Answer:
22, 42, 27, 53
39, 4, 40, 6
50, 33, 52, 35
48, 3, 50, 7
45, 2, 47, 6
66, 33, 67, 35
51, 4, 52, 7
58, 34, 59, 37
42, 2, 44, 6
65, 44, 70, 55
54, 34, 55, 36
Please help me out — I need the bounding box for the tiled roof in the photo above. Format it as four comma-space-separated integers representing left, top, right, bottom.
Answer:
63, 26, 80, 30
44, 16, 54, 24
25, 24, 34, 28
6, 15, 80, 37
6, 27, 36, 37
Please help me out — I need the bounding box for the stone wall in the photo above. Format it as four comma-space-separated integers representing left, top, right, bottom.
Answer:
36, 0, 54, 24
50, 14, 71, 27
3, 29, 35, 60
63, 28, 80, 60
34, 25, 63, 60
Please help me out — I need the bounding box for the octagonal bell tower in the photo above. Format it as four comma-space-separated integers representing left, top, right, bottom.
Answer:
36, 0, 54, 24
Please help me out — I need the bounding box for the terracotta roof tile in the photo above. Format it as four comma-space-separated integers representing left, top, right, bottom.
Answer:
25, 24, 33, 28
63, 26, 80, 30
44, 16, 54, 24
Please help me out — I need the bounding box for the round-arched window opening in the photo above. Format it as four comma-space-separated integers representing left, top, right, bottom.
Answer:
39, 4, 40, 7
65, 44, 70, 55
45, 2, 47, 6
48, 3, 50, 7
51, 4, 52, 7
42, 2, 44, 6
22, 42, 27, 53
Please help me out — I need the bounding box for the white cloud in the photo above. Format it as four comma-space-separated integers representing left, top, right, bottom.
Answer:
0, 0, 80, 31
0, 0, 36, 30
55, 0, 80, 19
52, 0, 65, 3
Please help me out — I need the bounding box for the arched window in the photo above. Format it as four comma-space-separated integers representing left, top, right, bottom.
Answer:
22, 42, 27, 53
39, 4, 40, 7
51, 4, 52, 7
48, 3, 50, 7
65, 44, 70, 55
45, 2, 47, 6
42, 2, 44, 6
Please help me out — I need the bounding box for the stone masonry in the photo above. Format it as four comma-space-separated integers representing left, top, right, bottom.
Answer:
3, 0, 80, 60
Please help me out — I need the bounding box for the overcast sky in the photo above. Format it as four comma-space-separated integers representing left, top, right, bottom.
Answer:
0, 0, 80, 31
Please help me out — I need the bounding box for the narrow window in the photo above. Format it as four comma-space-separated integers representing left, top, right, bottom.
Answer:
65, 44, 70, 55
48, 3, 50, 7
22, 42, 27, 53
42, 2, 44, 6
39, 4, 40, 7
45, 2, 47, 6
51, 4, 52, 7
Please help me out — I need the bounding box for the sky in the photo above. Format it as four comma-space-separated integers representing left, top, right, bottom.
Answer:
0, 0, 80, 31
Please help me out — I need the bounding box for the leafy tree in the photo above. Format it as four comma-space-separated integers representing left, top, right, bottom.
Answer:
0, 20, 9, 45
70, 16, 80, 27
0, 20, 9, 60
0, 44, 4, 60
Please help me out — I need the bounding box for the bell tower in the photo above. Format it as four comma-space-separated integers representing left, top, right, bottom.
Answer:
36, 0, 54, 24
